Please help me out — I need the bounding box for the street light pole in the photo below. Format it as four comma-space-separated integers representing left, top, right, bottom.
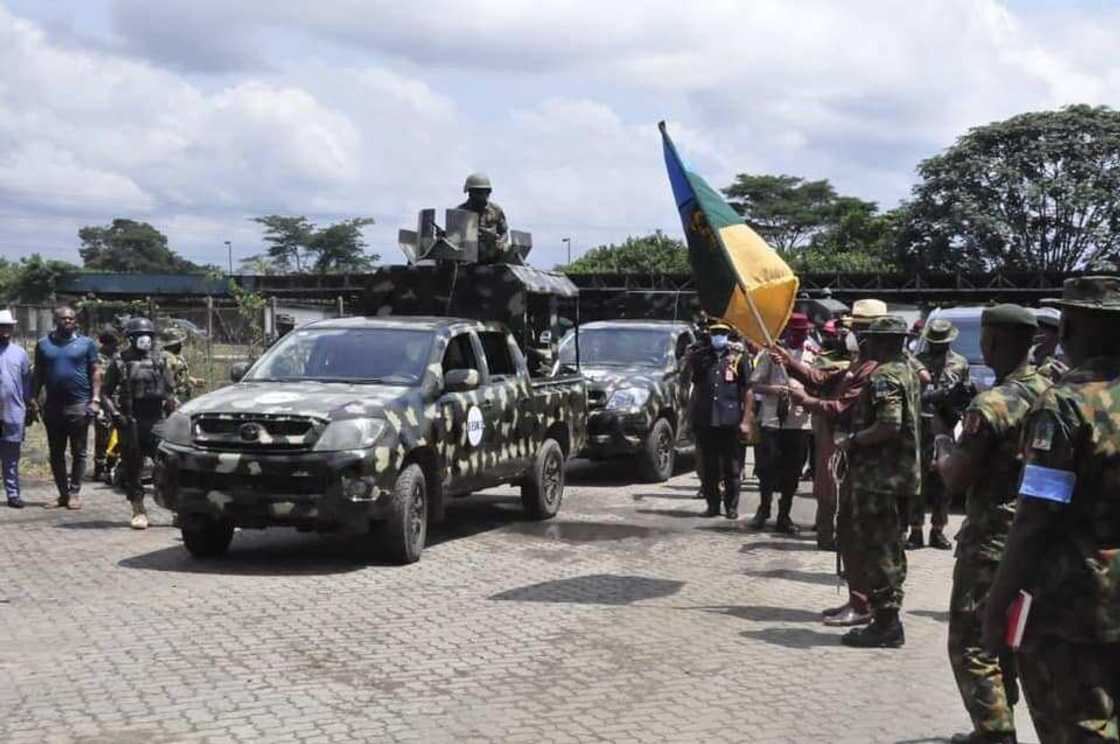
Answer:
562, 237, 571, 265
225, 240, 232, 275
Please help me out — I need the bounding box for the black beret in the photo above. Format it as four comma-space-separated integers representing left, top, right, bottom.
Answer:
981, 304, 1038, 329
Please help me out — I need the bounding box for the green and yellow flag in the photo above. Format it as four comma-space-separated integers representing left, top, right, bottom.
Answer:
660, 121, 798, 346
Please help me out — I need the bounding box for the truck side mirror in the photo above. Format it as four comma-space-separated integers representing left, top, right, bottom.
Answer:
230, 361, 252, 382
444, 368, 480, 392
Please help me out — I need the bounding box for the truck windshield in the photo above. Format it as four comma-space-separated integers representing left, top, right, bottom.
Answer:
559, 328, 672, 367
246, 328, 433, 384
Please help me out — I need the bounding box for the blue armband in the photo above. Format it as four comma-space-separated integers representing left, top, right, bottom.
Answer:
1019, 464, 1075, 504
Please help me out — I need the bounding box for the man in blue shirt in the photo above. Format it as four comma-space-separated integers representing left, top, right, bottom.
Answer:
0, 310, 32, 508
31, 305, 101, 509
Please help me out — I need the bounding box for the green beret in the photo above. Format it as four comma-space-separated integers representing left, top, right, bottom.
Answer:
981, 304, 1038, 329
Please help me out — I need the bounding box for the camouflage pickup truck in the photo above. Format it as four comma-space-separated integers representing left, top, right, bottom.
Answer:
153, 316, 587, 564
559, 320, 696, 481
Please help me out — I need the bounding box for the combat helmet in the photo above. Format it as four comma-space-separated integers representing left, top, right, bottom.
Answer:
124, 317, 155, 336
160, 328, 187, 350
463, 173, 492, 192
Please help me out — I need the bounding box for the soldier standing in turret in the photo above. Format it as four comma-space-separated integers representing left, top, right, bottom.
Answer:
101, 318, 177, 530
458, 173, 512, 264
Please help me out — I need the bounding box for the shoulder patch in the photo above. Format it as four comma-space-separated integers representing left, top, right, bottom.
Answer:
1029, 414, 1057, 452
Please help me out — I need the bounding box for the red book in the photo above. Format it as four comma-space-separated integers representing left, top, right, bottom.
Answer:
1005, 590, 1032, 650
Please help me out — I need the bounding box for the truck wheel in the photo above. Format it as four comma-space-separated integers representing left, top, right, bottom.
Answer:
381, 463, 427, 564
639, 418, 676, 482
181, 518, 234, 558
521, 438, 564, 520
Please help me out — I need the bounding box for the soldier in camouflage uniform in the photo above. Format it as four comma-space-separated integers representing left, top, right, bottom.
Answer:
101, 317, 177, 530
834, 316, 920, 648
1031, 307, 1069, 383
983, 276, 1120, 743
908, 318, 971, 550
935, 305, 1047, 744
92, 325, 120, 483
161, 330, 201, 402
457, 173, 513, 264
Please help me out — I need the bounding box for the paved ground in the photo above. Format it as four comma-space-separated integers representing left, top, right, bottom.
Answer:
1, 455, 1038, 744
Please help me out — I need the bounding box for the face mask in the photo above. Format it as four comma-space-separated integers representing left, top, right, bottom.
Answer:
845, 333, 860, 354
710, 334, 729, 350
134, 335, 153, 351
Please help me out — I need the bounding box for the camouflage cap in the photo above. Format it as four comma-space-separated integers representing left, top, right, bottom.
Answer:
982, 304, 1038, 329
1041, 275, 1120, 313
707, 321, 734, 334
922, 318, 959, 343
160, 328, 187, 347
859, 315, 910, 336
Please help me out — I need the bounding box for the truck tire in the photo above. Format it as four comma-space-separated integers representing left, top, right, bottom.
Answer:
381, 463, 427, 564
521, 438, 564, 520
181, 518, 234, 558
639, 418, 676, 482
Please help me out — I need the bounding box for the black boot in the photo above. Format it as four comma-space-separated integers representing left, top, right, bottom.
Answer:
701, 502, 720, 517
750, 493, 772, 529
950, 732, 1017, 744
929, 529, 952, 550
841, 610, 905, 648
774, 493, 800, 535
905, 529, 924, 550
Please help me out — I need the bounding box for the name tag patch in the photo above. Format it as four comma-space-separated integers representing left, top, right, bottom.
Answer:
1019, 464, 1075, 504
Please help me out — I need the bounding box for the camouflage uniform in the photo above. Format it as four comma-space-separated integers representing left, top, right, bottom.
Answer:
1031, 346, 1070, 384
164, 350, 194, 401
457, 200, 509, 264
913, 348, 970, 534
848, 357, 921, 614
984, 276, 1120, 743
948, 362, 1048, 739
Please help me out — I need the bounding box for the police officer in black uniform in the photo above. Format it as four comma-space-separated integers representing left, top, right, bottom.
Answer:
685, 321, 755, 519
101, 317, 177, 530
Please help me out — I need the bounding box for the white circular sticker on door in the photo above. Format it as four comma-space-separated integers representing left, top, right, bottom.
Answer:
466, 406, 485, 447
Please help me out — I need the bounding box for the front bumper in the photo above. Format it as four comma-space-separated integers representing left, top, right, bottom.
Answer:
579, 409, 652, 458
153, 443, 392, 531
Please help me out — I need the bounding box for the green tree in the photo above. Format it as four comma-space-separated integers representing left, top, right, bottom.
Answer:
307, 217, 378, 273
78, 219, 203, 273
795, 204, 902, 272
562, 232, 689, 274
902, 104, 1120, 271
246, 216, 313, 273
722, 174, 856, 253
5, 254, 79, 303
245, 216, 377, 273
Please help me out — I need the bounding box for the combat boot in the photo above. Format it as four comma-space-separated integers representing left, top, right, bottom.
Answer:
929, 529, 952, 550
905, 529, 924, 550
840, 610, 904, 648
774, 498, 800, 535
749, 494, 771, 529
129, 499, 149, 530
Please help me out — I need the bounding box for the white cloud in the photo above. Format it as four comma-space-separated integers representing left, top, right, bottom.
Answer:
2, 0, 1120, 270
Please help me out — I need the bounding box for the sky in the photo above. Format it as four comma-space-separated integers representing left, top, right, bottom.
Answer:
2, 0, 1119, 271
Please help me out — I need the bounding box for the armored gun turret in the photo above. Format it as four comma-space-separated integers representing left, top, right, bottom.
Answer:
363, 209, 580, 378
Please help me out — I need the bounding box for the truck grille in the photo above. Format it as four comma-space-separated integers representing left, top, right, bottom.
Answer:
192, 413, 326, 451
178, 469, 324, 496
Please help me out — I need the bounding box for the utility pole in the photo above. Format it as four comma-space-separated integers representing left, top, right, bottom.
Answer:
562, 237, 572, 266
225, 240, 232, 275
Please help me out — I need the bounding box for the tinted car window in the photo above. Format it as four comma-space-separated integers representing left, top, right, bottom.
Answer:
559, 328, 673, 367
478, 331, 516, 378
249, 328, 432, 384
442, 333, 480, 375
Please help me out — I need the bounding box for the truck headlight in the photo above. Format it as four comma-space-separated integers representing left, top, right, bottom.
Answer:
156, 412, 193, 446
313, 418, 386, 452
606, 387, 651, 411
